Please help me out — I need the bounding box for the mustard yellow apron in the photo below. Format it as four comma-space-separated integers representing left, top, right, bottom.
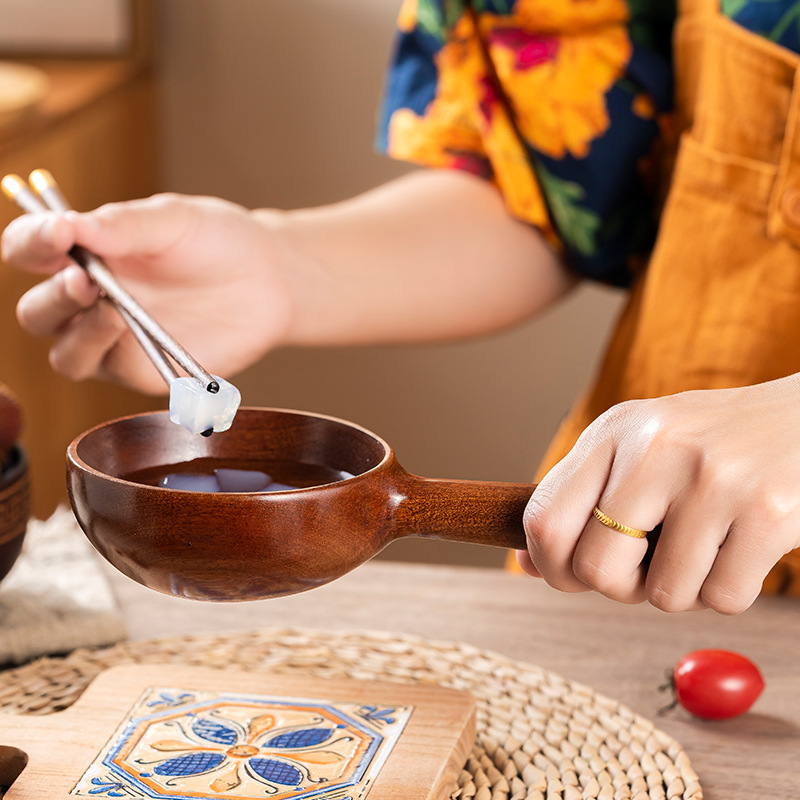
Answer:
527, 0, 800, 595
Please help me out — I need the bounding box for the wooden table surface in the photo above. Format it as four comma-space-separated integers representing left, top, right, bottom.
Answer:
104, 558, 799, 800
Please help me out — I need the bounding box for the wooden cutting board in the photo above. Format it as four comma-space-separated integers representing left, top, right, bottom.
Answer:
0, 664, 476, 800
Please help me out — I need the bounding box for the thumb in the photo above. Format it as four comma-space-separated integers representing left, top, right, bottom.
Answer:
2, 211, 77, 274
68, 194, 194, 264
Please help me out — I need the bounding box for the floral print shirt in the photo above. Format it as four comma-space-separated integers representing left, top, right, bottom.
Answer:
377, 0, 800, 286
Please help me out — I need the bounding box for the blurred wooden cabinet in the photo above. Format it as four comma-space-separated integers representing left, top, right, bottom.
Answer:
0, 58, 162, 518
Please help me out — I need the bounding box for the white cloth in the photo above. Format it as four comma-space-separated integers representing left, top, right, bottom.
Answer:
0, 506, 127, 665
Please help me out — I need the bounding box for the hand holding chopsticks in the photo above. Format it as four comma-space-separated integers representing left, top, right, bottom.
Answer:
2, 170, 241, 435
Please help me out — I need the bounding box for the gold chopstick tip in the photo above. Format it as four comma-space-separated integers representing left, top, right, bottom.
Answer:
1, 174, 26, 201
29, 169, 55, 193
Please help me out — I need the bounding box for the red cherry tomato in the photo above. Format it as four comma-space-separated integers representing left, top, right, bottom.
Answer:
670, 649, 764, 720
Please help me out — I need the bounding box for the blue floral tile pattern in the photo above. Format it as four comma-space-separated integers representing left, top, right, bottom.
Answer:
71, 686, 412, 800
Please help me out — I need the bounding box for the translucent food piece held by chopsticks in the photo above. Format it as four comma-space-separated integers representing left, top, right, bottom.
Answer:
169, 375, 241, 434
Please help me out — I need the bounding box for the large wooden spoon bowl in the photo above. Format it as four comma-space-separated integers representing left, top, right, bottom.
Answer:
67, 408, 533, 601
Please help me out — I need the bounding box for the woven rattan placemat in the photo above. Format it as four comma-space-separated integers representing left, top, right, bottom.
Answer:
0, 627, 702, 800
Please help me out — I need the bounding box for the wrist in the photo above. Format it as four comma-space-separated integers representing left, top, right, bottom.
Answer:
250, 207, 337, 347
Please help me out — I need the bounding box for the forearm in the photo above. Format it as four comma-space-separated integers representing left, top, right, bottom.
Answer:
257, 169, 575, 347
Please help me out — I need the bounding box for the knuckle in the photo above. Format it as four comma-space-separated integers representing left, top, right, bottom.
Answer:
94, 304, 127, 337
15, 295, 34, 330
541, 567, 588, 594
143, 192, 188, 215
633, 413, 696, 471
146, 192, 223, 216
698, 470, 797, 532
746, 486, 797, 528
646, 582, 692, 614
572, 558, 644, 604
523, 490, 549, 529
0, 224, 16, 263
597, 398, 640, 429
572, 556, 614, 594
585, 399, 644, 448
700, 581, 753, 615
150, 191, 182, 206
694, 455, 743, 496
523, 493, 587, 594
522, 486, 561, 548
589, 397, 696, 473
48, 347, 84, 381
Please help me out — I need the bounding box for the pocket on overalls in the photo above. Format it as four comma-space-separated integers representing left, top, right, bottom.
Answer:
624, 16, 800, 396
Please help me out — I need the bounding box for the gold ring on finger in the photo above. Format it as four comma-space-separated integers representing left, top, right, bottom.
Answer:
592, 506, 649, 539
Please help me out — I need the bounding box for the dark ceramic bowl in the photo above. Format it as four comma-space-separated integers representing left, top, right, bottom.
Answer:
0, 445, 30, 583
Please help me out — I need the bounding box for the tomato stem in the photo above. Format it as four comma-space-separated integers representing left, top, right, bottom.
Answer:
658, 697, 678, 715
657, 671, 677, 715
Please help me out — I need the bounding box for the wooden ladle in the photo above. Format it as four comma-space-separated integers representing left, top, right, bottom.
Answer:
67, 407, 534, 601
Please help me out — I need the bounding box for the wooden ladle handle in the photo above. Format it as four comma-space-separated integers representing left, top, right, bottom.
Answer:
394, 476, 535, 550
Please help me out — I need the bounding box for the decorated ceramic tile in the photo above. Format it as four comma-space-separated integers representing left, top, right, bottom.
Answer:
71, 686, 413, 800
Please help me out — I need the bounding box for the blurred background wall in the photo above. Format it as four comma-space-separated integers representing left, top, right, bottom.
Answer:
152, 0, 626, 566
